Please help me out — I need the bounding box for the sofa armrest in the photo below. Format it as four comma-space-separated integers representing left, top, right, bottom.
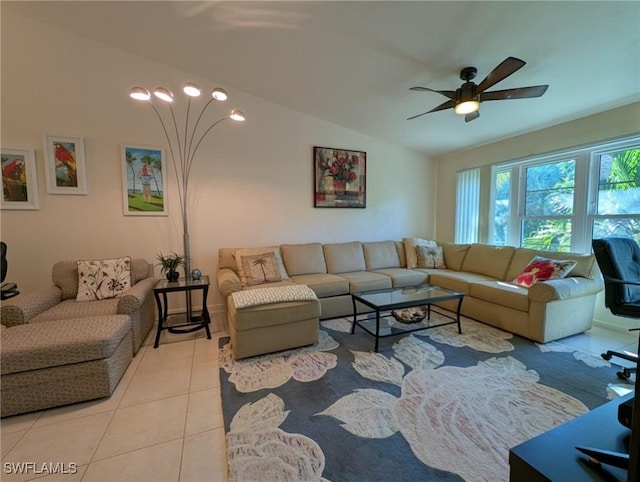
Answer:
218, 268, 242, 297
528, 277, 604, 302
0, 286, 62, 327
117, 277, 157, 314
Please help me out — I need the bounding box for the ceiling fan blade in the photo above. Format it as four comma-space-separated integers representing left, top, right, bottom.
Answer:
465, 111, 480, 123
476, 57, 526, 94
480, 85, 549, 101
407, 99, 456, 120
409, 86, 457, 100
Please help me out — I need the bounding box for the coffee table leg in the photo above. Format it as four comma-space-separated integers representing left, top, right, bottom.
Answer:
350, 297, 357, 334
455, 296, 464, 334
374, 309, 380, 352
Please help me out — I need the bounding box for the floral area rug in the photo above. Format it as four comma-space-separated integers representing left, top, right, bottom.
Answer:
218, 313, 629, 482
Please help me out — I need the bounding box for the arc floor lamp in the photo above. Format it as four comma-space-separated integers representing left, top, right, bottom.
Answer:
129, 83, 246, 279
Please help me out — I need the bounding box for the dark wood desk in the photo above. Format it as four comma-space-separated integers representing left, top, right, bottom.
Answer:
153, 275, 212, 348
509, 394, 633, 481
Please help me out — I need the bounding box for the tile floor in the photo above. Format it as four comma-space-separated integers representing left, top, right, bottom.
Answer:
1, 322, 637, 482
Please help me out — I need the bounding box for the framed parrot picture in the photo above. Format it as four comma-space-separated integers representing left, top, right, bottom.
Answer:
1, 148, 39, 210
42, 134, 88, 194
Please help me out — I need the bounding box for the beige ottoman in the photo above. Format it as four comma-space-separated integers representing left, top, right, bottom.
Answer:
227, 287, 321, 359
1, 315, 132, 417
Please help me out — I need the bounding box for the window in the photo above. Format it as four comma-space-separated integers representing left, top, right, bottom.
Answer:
455, 168, 480, 243
489, 136, 640, 253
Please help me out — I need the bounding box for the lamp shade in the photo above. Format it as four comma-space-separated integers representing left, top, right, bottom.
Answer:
212, 88, 228, 101
183, 83, 201, 97
129, 87, 151, 101
230, 110, 246, 121
153, 87, 174, 103
455, 100, 479, 115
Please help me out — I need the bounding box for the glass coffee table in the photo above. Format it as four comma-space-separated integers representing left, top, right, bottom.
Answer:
351, 284, 464, 352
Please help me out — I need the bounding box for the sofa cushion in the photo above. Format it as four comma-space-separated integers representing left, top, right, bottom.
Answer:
440, 243, 471, 271
281, 243, 327, 276
513, 256, 577, 288
428, 270, 496, 294
363, 241, 401, 270
541, 251, 597, 279
461, 244, 516, 280
228, 298, 321, 331
370, 268, 428, 287
290, 273, 349, 298
403, 237, 438, 269
324, 242, 366, 274
506, 248, 538, 281
469, 281, 529, 312
1, 315, 131, 375
31, 298, 120, 323
337, 271, 392, 292
416, 245, 446, 269
76, 257, 132, 301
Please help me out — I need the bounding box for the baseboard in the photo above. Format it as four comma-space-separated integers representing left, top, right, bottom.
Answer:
592, 318, 638, 335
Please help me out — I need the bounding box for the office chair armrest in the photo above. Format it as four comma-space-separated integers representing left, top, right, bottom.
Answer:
603, 276, 640, 287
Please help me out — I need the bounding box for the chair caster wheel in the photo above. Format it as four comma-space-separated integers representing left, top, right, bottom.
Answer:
616, 371, 630, 380
601, 353, 612, 361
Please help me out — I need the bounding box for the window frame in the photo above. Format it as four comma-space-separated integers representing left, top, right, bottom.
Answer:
489, 135, 640, 253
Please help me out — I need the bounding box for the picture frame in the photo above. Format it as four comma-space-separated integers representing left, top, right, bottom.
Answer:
313, 146, 366, 208
42, 134, 88, 194
121, 145, 167, 216
1, 148, 40, 210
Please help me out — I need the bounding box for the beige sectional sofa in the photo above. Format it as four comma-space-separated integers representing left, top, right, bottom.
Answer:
0, 258, 156, 417
218, 240, 603, 350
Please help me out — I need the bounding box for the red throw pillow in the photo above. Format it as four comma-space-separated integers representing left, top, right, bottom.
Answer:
513, 256, 577, 288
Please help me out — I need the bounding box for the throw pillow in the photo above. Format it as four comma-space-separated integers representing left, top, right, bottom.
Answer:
234, 247, 290, 287
513, 256, 577, 288
403, 237, 438, 269
416, 245, 446, 269
76, 256, 132, 301
239, 252, 282, 286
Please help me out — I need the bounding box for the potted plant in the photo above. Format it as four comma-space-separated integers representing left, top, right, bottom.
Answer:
156, 252, 185, 282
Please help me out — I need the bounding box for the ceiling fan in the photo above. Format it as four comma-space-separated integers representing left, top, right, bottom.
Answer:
407, 57, 549, 123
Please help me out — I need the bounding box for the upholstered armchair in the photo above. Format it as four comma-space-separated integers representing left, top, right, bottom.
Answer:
1, 258, 156, 354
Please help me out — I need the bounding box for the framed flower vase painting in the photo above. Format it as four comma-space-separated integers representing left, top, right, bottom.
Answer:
313, 146, 366, 208
1, 148, 39, 210
121, 145, 167, 216
42, 134, 88, 194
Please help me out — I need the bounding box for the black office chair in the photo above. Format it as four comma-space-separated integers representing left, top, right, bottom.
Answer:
1, 241, 19, 300
592, 237, 640, 380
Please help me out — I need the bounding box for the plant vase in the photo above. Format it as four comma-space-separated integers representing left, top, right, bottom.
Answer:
166, 270, 180, 282
333, 179, 346, 196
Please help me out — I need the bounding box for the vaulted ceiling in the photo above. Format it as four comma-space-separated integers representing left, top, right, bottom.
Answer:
4, 1, 640, 156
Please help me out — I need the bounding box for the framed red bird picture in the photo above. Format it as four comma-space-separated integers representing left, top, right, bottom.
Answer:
0, 147, 39, 210
42, 134, 88, 194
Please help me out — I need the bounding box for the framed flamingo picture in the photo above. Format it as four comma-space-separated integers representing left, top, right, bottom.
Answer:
42, 134, 88, 194
1, 148, 40, 210
313, 146, 366, 208
121, 145, 167, 216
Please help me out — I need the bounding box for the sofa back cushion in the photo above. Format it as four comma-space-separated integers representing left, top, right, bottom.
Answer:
505, 248, 538, 281
324, 242, 366, 274
53, 258, 151, 300
440, 243, 471, 271
461, 244, 516, 280
281, 243, 327, 276
538, 251, 597, 279
363, 241, 401, 270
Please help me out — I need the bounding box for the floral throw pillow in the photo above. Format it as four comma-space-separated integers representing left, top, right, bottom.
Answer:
416, 245, 446, 269
76, 256, 132, 301
513, 256, 577, 288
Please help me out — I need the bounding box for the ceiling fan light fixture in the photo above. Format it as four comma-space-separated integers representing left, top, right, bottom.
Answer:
455, 100, 479, 115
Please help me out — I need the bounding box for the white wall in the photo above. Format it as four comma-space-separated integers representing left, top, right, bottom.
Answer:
0, 11, 436, 320
434, 102, 640, 330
